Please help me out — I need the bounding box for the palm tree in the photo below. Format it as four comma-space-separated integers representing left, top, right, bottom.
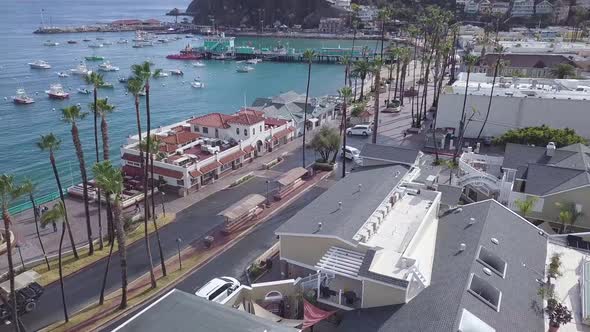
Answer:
342, 55, 351, 86
126, 77, 145, 245
453, 54, 480, 162
477, 46, 506, 140
377, 8, 391, 59
302, 49, 315, 169
551, 63, 576, 79
514, 196, 538, 220
350, 4, 360, 61
440, 159, 458, 183
93, 98, 115, 161
338, 87, 353, 177
37, 134, 79, 259
61, 105, 94, 256
139, 135, 167, 279
556, 202, 583, 233
352, 60, 372, 101
86, 72, 105, 250
371, 58, 382, 144
387, 47, 400, 102
21, 179, 50, 270
0, 174, 25, 331
40, 201, 69, 322
93, 161, 128, 309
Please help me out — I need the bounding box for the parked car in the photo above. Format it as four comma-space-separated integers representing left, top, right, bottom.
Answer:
342, 146, 361, 160
195, 276, 240, 303
346, 124, 372, 136
383, 99, 401, 113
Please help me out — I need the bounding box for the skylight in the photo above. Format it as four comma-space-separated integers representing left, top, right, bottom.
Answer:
468, 274, 502, 311
477, 246, 507, 278
458, 308, 496, 332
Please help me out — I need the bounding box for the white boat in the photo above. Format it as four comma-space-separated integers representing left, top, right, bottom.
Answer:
28, 60, 51, 69
236, 65, 254, 73
192, 61, 205, 67
191, 80, 204, 88
46, 84, 69, 99
103, 41, 113, 46
56, 72, 69, 78
98, 62, 120, 72
118, 76, 128, 83
246, 58, 262, 64
170, 69, 184, 76
69, 63, 92, 76
117, 39, 128, 44
43, 41, 59, 46
12, 89, 35, 104
77, 87, 91, 94
88, 43, 103, 48
155, 71, 169, 78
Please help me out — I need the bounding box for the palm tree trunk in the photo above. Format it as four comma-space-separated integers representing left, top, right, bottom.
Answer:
92, 87, 104, 251
151, 154, 167, 277
112, 197, 128, 309
454, 69, 472, 162
476, 59, 500, 140
341, 100, 348, 177
144, 81, 157, 289
372, 68, 381, 144
302, 61, 312, 168
359, 76, 365, 101
71, 123, 94, 255
2, 208, 20, 332
29, 194, 50, 270
101, 116, 109, 161
394, 60, 400, 100
50, 152, 78, 259
353, 78, 358, 102
58, 221, 68, 322
450, 30, 458, 84
99, 200, 114, 305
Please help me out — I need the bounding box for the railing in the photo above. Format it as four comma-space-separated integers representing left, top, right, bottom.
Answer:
458, 158, 501, 189
8, 190, 65, 215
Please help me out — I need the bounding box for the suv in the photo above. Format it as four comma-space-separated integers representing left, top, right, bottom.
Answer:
195, 276, 240, 303
342, 146, 360, 160
346, 124, 372, 136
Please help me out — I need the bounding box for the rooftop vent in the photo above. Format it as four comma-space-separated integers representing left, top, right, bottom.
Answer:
483, 267, 492, 276
459, 243, 467, 252
468, 217, 477, 225
317, 222, 322, 232
491, 238, 499, 245
546, 142, 556, 157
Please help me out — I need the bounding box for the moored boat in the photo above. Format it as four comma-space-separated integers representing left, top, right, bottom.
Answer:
167, 44, 204, 60
56, 72, 69, 78
12, 89, 35, 104
67, 40, 77, 44
170, 69, 184, 76
28, 60, 51, 69
88, 43, 103, 49
118, 76, 129, 83
98, 62, 120, 72
46, 84, 69, 99
246, 58, 262, 64
98, 82, 114, 89
236, 65, 254, 73
77, 87, 91, 94
85, 55, 105, 61
69, 63, 92, 76
43, 41, 59, 46
193, 61, 205, 67
191, 79, 204, 88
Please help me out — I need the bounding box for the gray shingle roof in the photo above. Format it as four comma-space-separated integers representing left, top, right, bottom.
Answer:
114, 289, 297, 332
437, 184, 463, 207
335, 200, 547, 332
524, 163, 590, 195
360, 144, 420, 166
276, 165, 409, 243
503, 143, 590, 179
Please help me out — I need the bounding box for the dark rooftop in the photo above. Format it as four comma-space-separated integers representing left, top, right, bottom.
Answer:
275, 165, 409, 243
480, 53, 577, 69
437, 184, 463, 207
112, 289, 297, 332
360, 144, 420, 166
332, 200, 547, 332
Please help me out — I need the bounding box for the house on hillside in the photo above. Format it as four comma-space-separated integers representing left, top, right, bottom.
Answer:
474, 53, 579, 78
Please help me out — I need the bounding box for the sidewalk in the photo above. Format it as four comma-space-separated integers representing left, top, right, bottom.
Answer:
3, 122, 333, 274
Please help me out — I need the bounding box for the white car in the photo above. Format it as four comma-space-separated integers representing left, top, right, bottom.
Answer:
195, 276, 240, 303
342, 146, 360, 160
346, 124, 373, 137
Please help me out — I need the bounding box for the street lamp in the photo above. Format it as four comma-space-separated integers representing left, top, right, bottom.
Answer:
160, 191, 166, 217
16, 245, 25, 270
265, 180, 271, 206
176, 237, 183, 270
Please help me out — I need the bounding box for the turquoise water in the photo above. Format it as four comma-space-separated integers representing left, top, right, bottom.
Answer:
0, 1, 379, 198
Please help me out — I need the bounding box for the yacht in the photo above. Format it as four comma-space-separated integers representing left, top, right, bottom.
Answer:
191, 79, 204, 88
192, 61, 205, 67
246, 58, 262, 64
98, 82, 114, 89
12, 89, 35, 104
56, 72, 69, 78
155, 71, 169, 78
98, 62, 120, 72
28, 60, 51, 69
43, 41, 59, 46
70, 63, 92, 76
46, 84, 69, 99
170, 69, 184, 76
236, 65, 254, 73
77, 87, 91, 94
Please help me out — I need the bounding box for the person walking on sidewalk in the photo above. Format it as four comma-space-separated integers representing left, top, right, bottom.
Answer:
41, 206, 57, 232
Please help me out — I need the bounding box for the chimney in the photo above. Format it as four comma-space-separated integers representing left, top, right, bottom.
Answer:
546, 142, 556, 157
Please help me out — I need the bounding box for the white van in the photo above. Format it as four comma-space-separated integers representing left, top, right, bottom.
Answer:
195, 276, 240, 303
346, 124, 373, 137
342, 146, 361, 160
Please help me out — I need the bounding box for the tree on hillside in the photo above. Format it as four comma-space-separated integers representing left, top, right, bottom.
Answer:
493, 125, 587, 147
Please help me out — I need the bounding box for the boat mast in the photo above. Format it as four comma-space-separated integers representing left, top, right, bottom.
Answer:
40, 9, 45, 28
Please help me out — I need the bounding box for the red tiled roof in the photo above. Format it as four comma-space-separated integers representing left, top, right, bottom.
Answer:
273, 127, 295, 140
243, 145, 255, 154
238, 108, 265, 117
189, 169, 202, 178
199, 161, 222, 174
227, 113, 265, 126
188, 113, 232, 129
219, 150, 246, 165
160, 144, 177, 153
122, 153, 142, 163
264, 117, 288, 127
161, 131, 200, 146
153, 166, 183, 179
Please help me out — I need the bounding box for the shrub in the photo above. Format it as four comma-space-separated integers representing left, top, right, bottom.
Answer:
310, 127, 340, 163
493, 125, 586, 147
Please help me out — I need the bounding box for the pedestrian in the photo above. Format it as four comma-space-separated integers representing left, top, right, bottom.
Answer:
134, 200, 140, 214
403, 131, 407, 138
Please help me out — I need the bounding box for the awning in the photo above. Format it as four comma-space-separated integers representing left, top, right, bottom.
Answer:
315, 246, 365, 278
276, 167, 307, 186
308, 118, 319, 123
218, 194, 266, 221
199, 161, 222, 175
303, 300, 336, 329
219, 150, 246, 165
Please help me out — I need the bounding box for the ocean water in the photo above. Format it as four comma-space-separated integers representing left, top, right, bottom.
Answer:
0, 0, 379, 199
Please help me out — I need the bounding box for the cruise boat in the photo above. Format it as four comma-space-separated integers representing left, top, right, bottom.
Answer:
28, 60, 51, 69
43, 41, 59, 46
170, 69, 184, 76
191, 79, 204, 88
12, 89, 35, 104
192, 61, 205, 67
77, 87, 91, 94
236, 65, 254, 73
56, 72, 69, 78
85, 55, 105, 61
98, 62, 120, 72
167, 44, 205, 60
88, 43, 103, 49
69, 63, 92, 76
46, 84, 69, 99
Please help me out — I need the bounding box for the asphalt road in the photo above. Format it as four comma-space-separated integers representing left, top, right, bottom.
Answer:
102, 186, 327, 331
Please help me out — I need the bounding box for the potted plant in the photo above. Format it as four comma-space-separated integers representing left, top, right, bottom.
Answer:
546, 298, 572, 332
547, 253, 562, 284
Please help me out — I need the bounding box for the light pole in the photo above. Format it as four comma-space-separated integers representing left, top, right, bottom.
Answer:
176, 237, 183, 270
16, 245, 25, 271
265, 180, 270, 206
160, 191, 166, 217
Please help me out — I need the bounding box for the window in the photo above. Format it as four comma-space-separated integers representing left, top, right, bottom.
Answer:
236, 128, 240, 135
458, 309, 495, 332
468, 274, 502, 311
252, 127, 256, 135
477, 246, 507, 278
194, 126, 200, 132
202, 127, 209, 134
244, 129, 248, 136
208, 283, 231, 301
176, 179, 184, 186
260, 125, 262, 132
